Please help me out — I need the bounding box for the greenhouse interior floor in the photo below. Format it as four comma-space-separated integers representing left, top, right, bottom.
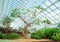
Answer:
13, 39, 54, 42
0, 39, 56, 42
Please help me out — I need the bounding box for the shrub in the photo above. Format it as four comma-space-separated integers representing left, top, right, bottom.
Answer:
0, 33, 7, 39
31, 28, 60, 39
57, 28, 60, 33
0, 27, 13, 34
8, 33, 21, 39
41, 28, 58, 39
31, 31, 42, 39
51, 33, 60, 41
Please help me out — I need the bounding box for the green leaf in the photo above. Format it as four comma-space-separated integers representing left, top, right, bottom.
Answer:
3, 17, 12, 25
11, 8, 20, 17
34, 5, 45, 10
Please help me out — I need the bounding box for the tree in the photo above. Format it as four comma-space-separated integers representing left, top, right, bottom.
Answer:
10, 6, 45, 38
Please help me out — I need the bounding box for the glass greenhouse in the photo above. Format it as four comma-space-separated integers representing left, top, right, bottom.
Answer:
0, 0, 60, 42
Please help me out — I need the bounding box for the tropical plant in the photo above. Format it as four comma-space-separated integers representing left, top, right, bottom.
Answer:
30, 28, 60, 40
31, 32, 42, 39
51, 33, 60, 41
0, 33, 7, 39
41, 28, 58, 39
0, 33, 21, 39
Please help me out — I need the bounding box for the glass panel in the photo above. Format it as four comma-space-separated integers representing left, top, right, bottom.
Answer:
50, 0, 57, 3
55, 2, 60, 8
50, 5, 56, 10
44, 0, 51, 6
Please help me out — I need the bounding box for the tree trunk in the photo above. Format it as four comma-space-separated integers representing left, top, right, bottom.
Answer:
18, 16, 31, 38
